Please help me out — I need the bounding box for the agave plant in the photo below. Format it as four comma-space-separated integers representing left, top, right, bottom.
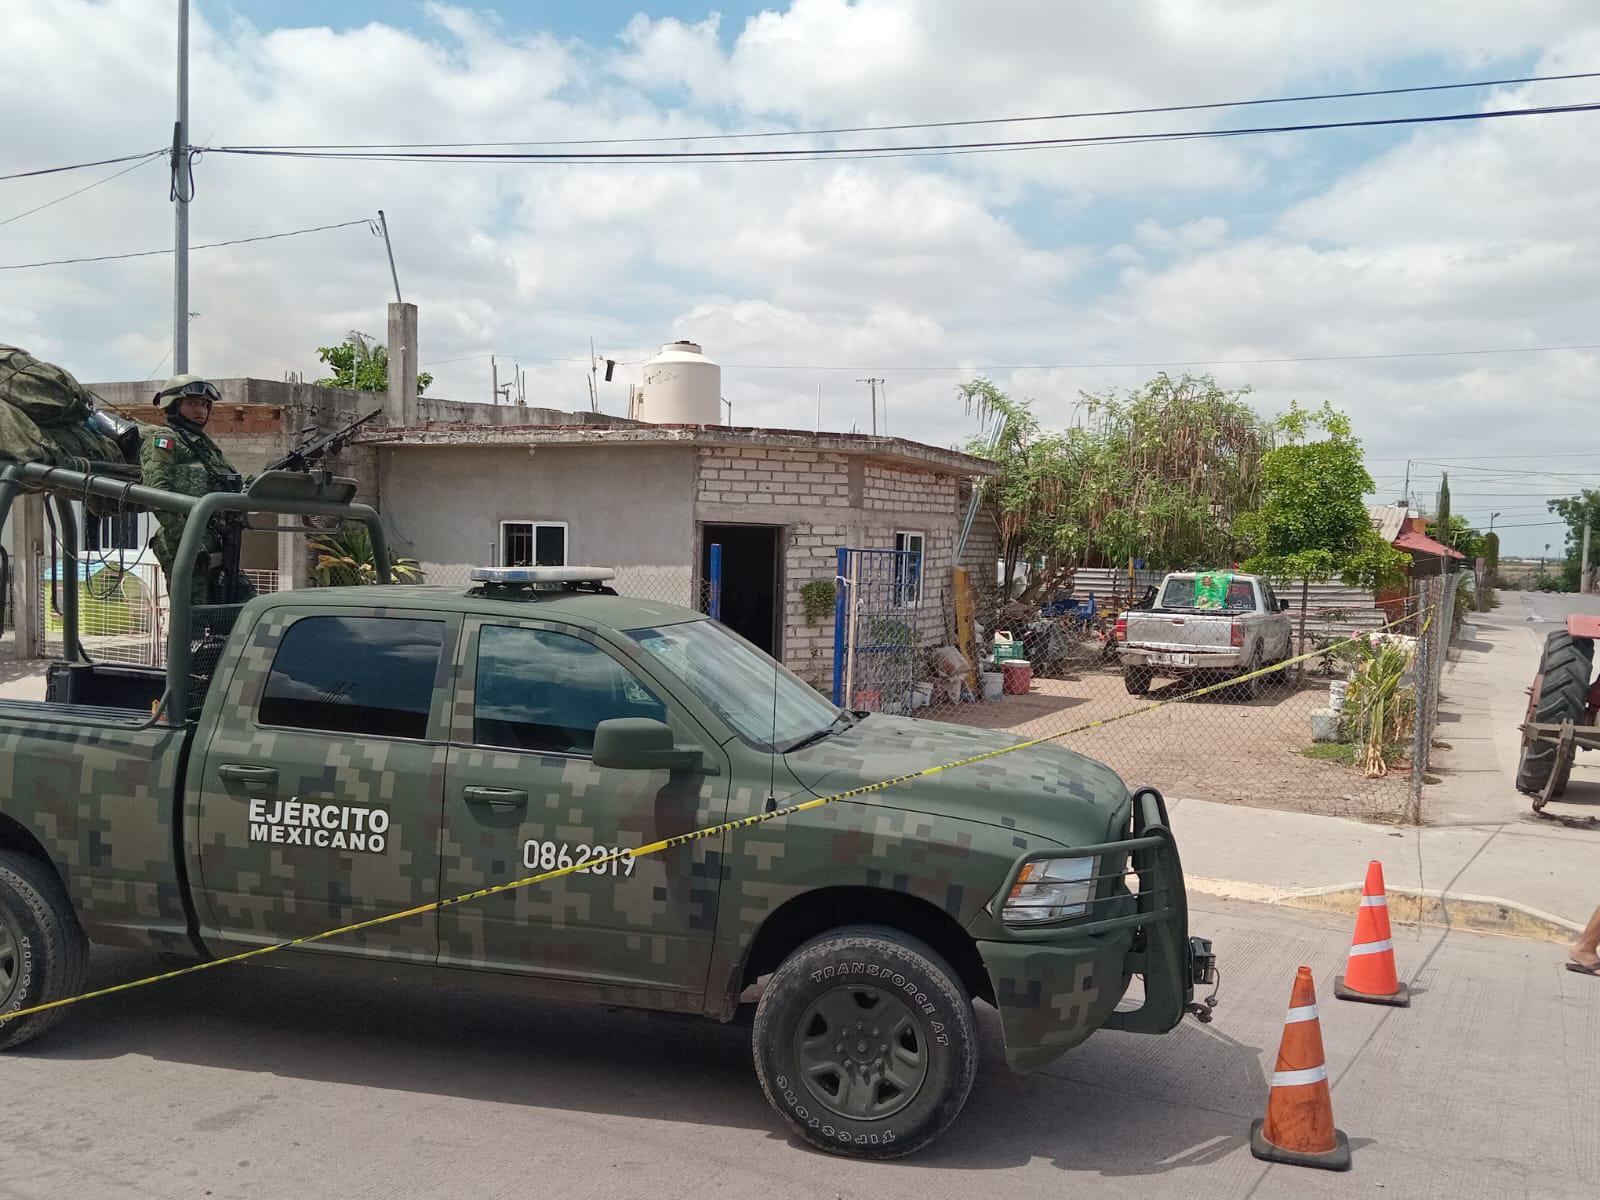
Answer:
307, 524, 423, 587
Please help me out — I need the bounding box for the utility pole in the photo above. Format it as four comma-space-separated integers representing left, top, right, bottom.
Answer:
172, 0, 191, 373
1583, 520, 1593, 594
856, 377, 884, 436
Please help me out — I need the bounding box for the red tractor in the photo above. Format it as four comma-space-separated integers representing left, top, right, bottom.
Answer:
1516, 615, 1600, 811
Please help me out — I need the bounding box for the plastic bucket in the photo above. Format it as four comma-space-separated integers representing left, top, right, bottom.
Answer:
1002, 659, 1033, 695
912, 682, 934, 709
981, 671, 1004, 700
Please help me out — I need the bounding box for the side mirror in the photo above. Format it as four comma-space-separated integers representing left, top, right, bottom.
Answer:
1278, 598, 1290, 612
592, 717, 702, 773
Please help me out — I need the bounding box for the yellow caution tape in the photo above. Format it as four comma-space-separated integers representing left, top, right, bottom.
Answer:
0, 608, 1425, 1026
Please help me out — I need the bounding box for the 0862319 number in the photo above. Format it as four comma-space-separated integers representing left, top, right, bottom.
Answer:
522, 840, 637, 877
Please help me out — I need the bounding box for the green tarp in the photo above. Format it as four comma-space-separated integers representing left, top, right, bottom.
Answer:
1194, 570, 1235, 610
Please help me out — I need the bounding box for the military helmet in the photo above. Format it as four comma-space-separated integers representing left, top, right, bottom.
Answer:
155, 374, 221, 411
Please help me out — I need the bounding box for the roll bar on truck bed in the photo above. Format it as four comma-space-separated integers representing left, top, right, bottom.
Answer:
0, 459, 391, 721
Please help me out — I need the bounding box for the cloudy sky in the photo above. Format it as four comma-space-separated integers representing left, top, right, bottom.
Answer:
4, 1, 1599, 554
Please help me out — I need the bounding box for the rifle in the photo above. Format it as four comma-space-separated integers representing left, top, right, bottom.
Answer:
266, 407, 383, 473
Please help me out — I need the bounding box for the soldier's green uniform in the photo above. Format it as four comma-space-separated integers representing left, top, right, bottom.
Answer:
140, 376, 240, 607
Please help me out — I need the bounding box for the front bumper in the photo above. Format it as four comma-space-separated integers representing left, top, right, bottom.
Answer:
976, 787, 1205, 1072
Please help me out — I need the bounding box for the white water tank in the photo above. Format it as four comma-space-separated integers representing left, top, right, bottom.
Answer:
633, 340, 722, 424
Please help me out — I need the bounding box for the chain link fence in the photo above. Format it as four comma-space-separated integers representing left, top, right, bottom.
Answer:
833, 557, 1464, 825
35, 556, 283, 667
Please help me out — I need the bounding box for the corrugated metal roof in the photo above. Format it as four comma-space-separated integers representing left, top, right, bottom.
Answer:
1367, 503, 1410, 543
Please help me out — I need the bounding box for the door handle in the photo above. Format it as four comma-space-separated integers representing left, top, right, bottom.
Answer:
218, 764, 279, 790
463, 785, 528, 811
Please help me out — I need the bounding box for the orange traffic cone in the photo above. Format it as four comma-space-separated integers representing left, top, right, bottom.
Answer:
1334, 860, 1410, 1007
1250, 966, 1352, 1172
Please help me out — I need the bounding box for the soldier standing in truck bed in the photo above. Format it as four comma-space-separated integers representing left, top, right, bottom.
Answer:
140, 375, 249, 607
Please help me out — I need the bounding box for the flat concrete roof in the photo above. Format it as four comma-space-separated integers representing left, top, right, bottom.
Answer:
360, 421, 999, 477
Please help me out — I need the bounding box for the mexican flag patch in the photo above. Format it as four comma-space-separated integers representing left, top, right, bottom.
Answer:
152, 434, 175, 451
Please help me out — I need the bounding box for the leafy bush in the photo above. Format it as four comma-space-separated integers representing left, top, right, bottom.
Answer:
308, 524, 423, 586
800, 578, 836, 624
1337, 633, 1416, 777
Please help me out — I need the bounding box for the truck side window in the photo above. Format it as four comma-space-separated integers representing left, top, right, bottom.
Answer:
259, 616, 445, 740
473, 625, 667, 755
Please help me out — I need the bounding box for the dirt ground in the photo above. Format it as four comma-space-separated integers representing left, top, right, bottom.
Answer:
932, 661, 1413, 822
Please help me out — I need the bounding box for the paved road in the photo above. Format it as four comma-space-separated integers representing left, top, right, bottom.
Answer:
1431, 590, 1600, 830
3, 896, 1593, 1199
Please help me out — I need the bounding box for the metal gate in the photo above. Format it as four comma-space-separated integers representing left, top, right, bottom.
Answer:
831, 546, 922, 711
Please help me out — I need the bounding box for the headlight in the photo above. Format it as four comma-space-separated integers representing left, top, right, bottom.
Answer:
1002, 856, 1097, 925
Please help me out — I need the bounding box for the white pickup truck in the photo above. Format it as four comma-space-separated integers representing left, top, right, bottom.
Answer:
1116, 571, 1293, 699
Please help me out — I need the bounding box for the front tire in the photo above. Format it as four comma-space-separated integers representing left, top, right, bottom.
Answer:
752, 926, 977, 1159
0, 850, 88, 1051
1515, 631, 1594, 794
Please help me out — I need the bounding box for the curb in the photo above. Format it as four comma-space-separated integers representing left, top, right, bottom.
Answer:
1187, 876, 1582, 944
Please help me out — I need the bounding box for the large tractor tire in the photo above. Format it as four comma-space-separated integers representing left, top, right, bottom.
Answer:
1514, 630, 1594, 795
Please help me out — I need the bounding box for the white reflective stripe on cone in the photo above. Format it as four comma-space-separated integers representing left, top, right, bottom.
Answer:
1360, 895, 1388, 907
1349, 938, 1395, 956
1285, 1004, 1319, 1023
1271, 1065, 1329, 1088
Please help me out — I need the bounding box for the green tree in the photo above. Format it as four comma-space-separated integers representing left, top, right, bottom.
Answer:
315, 332, 432, 395
1435, 474, 1451, 547
1426, 514, 1483, 562
1069, 373, 1271, 570
962, 373, 1273, 604
1483, 530, 1500, 581
1547, 489, 1600, 591
1239, 402, 1407, 660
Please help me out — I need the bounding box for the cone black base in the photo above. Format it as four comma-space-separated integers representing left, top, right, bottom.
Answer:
1334, 974, 1411, 1007
1250, 1119, 1352, 1172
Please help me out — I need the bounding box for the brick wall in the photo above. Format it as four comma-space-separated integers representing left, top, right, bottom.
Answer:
863, 462, 957, 513
783, 521, 850, 689
692, 445, 971, 699
695, 446, 850, 506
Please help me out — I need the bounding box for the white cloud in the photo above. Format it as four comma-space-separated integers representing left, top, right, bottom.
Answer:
3, 1, 1599, 552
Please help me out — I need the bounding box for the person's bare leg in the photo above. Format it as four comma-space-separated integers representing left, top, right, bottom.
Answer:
1571, 905, 1600, 971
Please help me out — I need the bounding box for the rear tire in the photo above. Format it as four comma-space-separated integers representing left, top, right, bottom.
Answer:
1123, 666, 1153, 696
1515, 631, 1594, 794
0, 850, 88, 1050
752, 925, 977, 1159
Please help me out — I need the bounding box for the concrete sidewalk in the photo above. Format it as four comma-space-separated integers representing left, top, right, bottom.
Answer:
1173, 591, 1600, 940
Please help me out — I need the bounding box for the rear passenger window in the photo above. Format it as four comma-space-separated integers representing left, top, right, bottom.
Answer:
259, 616, 444, 739
473, 624, 666, 755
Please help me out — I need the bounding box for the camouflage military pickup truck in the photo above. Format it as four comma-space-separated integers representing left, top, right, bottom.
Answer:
0, 464, 1214, 1159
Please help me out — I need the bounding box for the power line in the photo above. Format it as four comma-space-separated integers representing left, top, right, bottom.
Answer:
0, 153, 165, 229
205, 99, 1600, 165
424, 342, 1600, 374
0, 217, 377, 270
1369, 450, 1600, 461
0, 149, 166, 184
217, 69, 1600, 152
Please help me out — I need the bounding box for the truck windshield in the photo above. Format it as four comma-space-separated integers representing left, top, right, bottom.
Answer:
628, 620, 846, 752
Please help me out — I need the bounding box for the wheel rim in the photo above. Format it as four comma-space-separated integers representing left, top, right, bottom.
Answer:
0, 911, 20, 1011
794, 983, 929, 1121
1522, 672, 1545, 751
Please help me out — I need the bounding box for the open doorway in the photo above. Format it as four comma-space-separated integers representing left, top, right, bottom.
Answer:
701, 523, 781, 656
